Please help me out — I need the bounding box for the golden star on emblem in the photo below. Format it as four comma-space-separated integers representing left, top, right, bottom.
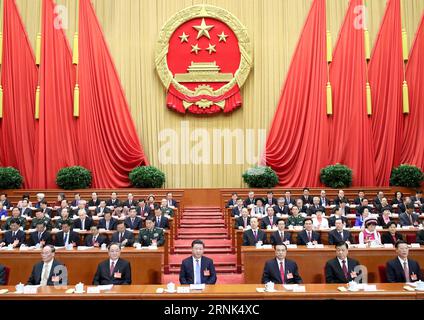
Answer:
191, 43, 201, 54
193, 18, 214, 39
217, 31, 228, 42
206, 43, 216, 54
179, 32, 189, 43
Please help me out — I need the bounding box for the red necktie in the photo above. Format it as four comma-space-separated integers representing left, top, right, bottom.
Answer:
342, 260, 349, 280
110, 261, 115, 276
253, 230, 258, 240
280, 262, 285, 284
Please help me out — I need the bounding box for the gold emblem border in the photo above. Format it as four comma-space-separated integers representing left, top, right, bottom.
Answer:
155, 5, 253, 97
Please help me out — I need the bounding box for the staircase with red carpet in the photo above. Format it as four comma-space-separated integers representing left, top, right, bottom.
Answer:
163, 207, 242, 284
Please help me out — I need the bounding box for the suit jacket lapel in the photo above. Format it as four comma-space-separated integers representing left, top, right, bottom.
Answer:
273, 259, 283, 283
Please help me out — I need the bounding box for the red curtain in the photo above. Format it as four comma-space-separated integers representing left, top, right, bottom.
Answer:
368, 0, 404, 186
401, 14, 424, 170
32, 0, 79, 188
263, 0, 329, 187
0, 0, 37, 187
77, 0, 148, 188
328, 0, 376, 186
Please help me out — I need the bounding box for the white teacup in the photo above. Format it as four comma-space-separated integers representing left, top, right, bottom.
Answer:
348, 281, 358, 291
416, 281, 424, 290
265, 281, 275, 291
100, 243, 107, 250
75, 282, 84, 293
15, 283, 24, 293
256, 241, 263, 248
167, 282, 176, 292
134, 243, 142, 249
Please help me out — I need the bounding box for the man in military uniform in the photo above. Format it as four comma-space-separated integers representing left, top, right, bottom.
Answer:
160, 199, 174, 217
136, 218, 165, 247
55, 208, 73, 230
31, 209, 52, 230
3, 207, 27, 230
286, 206, 305, 227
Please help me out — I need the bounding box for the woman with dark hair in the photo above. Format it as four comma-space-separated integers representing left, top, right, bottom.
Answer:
17, 193, 32, 208
391, 191, 404, 212
381, 222, 404, 245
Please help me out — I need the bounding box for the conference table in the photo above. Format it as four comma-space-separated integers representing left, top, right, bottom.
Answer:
0, 247, 163, 285
234, 227, 423, 272
242, 245, 424, 284
0, 283, 419, 300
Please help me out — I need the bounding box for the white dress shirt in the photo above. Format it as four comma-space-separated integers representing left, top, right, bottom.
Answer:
40, 260, 53, 286
192, 257, 202, 284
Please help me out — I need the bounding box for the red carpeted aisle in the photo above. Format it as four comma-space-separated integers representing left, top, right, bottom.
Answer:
163, 207, 242, 284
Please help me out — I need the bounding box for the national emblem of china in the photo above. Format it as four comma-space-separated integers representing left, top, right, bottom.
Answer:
155, 5, 252, 115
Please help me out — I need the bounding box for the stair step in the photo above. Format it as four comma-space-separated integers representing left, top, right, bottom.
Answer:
173, 248, 233, 254
178, 228, 227, 234
180, 219, 224, 224
174, 239, 232, 247
178, 235, 229, 239
180, 224, 224, 229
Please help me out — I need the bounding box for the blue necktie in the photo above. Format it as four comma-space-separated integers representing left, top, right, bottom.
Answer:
64, 233, 68, 245
195, 259, 201, 284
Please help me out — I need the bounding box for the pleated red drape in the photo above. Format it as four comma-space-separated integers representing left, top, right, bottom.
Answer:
401, 14, 424, 170
32, 0, 79, 188
368, 0, 404, 186
263, 0, 329, 187
328, 0, 376, 186
0, 0, 37, 187
77, 0, 148, 187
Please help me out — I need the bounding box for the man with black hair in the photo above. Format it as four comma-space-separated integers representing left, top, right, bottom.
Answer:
179, 239, 217, 284
0, 218, 25, 247
29, 221, 52, 247
54, 221, 80, 247
261, 244, 302, 284
3, 208, 26, 230
111, 221, 134, 247
93, 243, 131, 285
399, 204, 420, 227
325, 242, 361, 283
386, 240, 423, 283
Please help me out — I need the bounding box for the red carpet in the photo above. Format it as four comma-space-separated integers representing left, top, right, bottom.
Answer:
169, 207, 239, 282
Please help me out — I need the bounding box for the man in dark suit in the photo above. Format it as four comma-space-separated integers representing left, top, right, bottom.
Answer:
270, 219, 291, 245
27, 245, 66, 286
373, 191, 385, 208
39, 201, 53, 218
399, 204, 420, 227
231, 198, 245, 217
410, 190, 423, 206
85, 226, 108, 247
261, 244, 302, 284
260, 207, 277, 229
356, 198, 373, 215
88, 192, 101, 207
337, 201, 351, 216
386, 240, 423, 283
297, 218, 321, 245
93, 243, 131, 285
265, 191, 278, 207
328, 208, 350, 227
124, 208, 143, 230
353, 191, 366, 205
308, 197, 325, 216
153, 207, 170, 229
242, 217, 267, 246
244, 191, 256, 207
0, 264, 6, 285
136, 199, 151, 217
106, 192, 122, 208
325, 241, 361, 283
166, 192, 178, 208
73, 209, 93, 231
20, 199, 33, 217
122, 193, 138, 210
319, 190, 331, 207
0, 193, 12, 209
179, 239, 217, 284
283, 191, 296, 207
234, 208, 250, 229
328, 218, 354, 245
29, 221, 52, 247
0, 219, 25, 248
300, 188, 313, 205
111, 222, 134, 247
226, 193, 238, 208
54, 221, 80, 247
98, 211, 118, 230
333, 190, 349, 206
273, 198, 288, 215
95, 200, 111, 216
